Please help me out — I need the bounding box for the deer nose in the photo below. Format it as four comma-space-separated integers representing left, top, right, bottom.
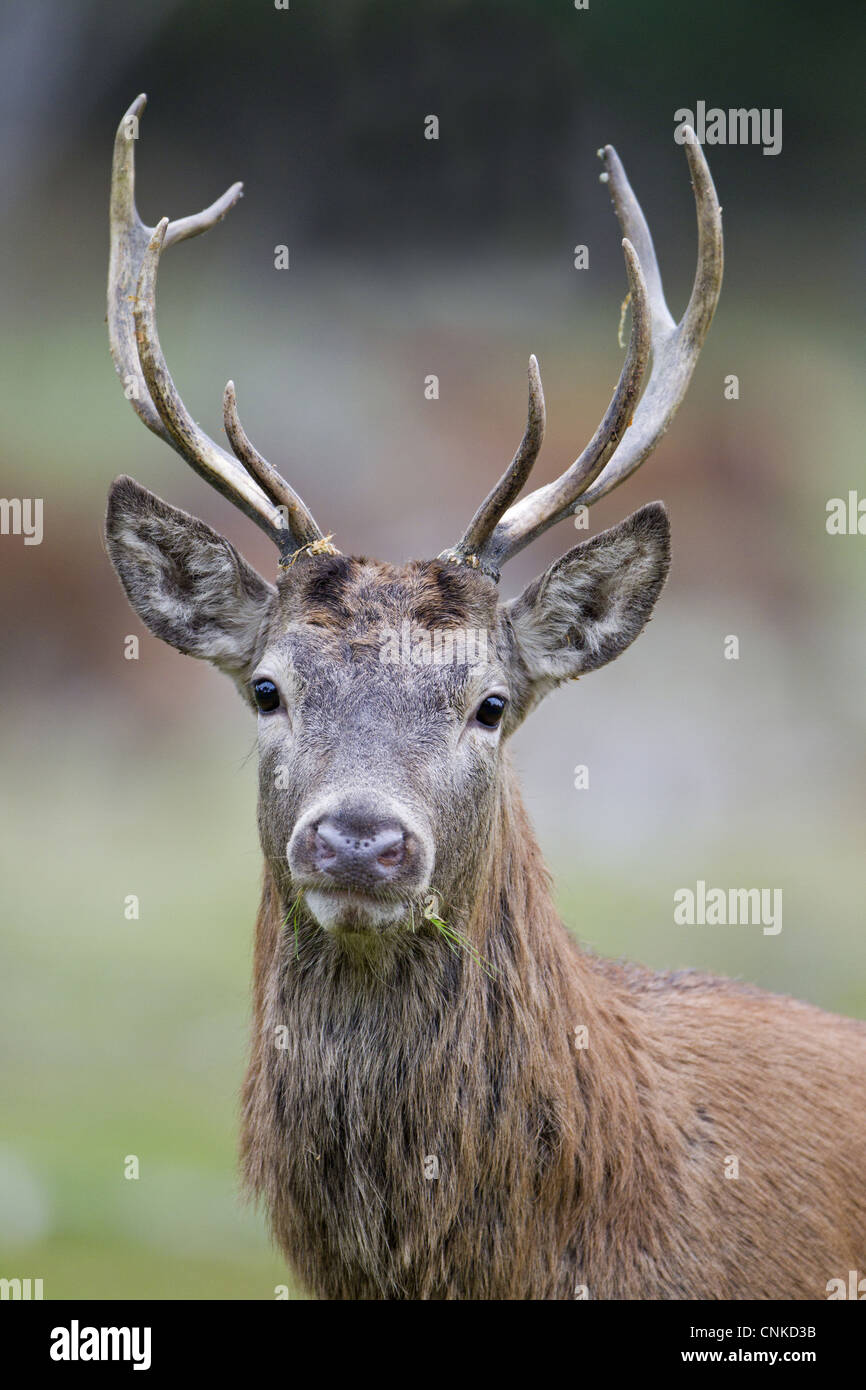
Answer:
306, 815, 409, 887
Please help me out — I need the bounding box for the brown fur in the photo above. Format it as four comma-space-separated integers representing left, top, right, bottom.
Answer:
241, 768, 866, 1299
105, 480, 866, 1300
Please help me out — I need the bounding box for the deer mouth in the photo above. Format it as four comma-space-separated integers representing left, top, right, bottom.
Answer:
302, 887, 409, 933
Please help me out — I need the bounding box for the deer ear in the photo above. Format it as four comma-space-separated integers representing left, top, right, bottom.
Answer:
504, 502, 670, 705
105, 475, 276, 683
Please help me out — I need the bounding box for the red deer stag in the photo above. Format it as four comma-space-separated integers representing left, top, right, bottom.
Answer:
106, 95, 866, 1300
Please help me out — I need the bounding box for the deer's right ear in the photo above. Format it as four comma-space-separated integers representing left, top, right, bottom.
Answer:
105, 476, 276, 684
502, 502, 670, 715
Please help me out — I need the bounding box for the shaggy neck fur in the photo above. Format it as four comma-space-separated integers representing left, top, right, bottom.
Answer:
240, 761, 686, 1299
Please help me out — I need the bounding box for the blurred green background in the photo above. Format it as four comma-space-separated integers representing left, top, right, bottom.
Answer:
1, 0, 864, 1298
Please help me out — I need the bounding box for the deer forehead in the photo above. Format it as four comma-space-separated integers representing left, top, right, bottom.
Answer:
257, 556, 510, 721
273, 554, 501, 632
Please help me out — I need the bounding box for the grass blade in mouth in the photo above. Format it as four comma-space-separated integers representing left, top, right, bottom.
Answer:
422, 893, 497, 979
285, 889, 496, 978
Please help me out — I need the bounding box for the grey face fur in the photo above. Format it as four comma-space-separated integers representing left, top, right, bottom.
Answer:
106, 475, 670, 945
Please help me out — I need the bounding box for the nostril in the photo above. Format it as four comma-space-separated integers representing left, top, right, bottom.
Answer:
303, 815, 414, 885
312, 821, 341, 867
376, 836, 405, 869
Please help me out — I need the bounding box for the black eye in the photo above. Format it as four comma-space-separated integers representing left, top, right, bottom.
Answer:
253, 679, 280, 713
475, 695, 507, 728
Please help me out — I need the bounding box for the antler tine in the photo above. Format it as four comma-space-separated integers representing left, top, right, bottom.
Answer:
446, 132, 722, 576
108, 94, 320, 552
223, 381, 331, 553
478, 239, 651, 573
162, 184, 245, 250
132, 220, 293, 545
437, 355, 546, 576
570, 127, 723, 508
108, 94, 162, 442
109, 95, 242, 450
596, 143, 675, 343
679, 129, 725, 348
442, 236, 651, 579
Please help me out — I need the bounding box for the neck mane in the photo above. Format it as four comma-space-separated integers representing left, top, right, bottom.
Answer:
240, 758, 665, 1298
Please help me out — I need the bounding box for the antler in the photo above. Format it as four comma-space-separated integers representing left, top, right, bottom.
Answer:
108, 93, 332, 561
439, 129, 723, 580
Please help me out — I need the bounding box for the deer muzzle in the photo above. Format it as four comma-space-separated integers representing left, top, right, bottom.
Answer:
287, 799, 433, 931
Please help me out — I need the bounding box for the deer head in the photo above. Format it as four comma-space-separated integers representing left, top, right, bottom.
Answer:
105, 95, 722, 949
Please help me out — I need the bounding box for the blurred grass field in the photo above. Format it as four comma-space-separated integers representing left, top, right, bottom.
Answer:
1, 65, 863, 1294
0, 719, 293, 1298
2, 698, 864, 1298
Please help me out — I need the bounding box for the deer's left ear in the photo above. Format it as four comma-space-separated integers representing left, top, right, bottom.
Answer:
503, 502, 670, 706
105, 475, 277, 688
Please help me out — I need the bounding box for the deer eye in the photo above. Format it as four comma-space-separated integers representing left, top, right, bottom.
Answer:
253, 679, 281, 713
475, 695, 507, 728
